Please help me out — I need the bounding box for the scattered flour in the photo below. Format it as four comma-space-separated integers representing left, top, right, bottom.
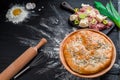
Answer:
6, 5, 29, 24
26, 2, 36, 10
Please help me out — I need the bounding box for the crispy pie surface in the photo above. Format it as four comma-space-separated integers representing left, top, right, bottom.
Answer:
63, 30, 113, 74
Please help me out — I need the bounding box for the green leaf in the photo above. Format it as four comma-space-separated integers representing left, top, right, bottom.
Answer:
94, 1, 120, 28
94, 1, 106, 10
110, 16, 120, 26
105, 3, 115, 21
94, 1, 113, 19
109, 1, 120, 19
106, 3, 112, 16
115, 19, 120, 28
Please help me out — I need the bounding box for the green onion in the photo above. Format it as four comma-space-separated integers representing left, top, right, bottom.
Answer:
106, 3, 112, 16
91, 18, 97, 24
74, 19, 79, 25
103, 20, 108, 25
94, 1, 113, 19
79, 13, 87, 19
74, 8, 79, 13
109, 1, 120, 18
94, 1, 120, 28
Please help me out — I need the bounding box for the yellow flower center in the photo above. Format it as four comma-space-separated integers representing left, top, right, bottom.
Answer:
13, 8, 22, 16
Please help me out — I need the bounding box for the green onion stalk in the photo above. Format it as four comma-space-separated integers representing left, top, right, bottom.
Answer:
94, 1, 120, 28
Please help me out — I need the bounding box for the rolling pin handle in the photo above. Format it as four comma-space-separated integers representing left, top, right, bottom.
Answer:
35, 38, 47, 50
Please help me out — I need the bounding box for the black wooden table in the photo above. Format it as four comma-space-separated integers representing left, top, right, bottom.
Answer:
0, 0, 120, 80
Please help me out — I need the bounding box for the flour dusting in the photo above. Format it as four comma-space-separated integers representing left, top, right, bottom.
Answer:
17, 37, 38, 46
26, 2, 36, 10
17, 4, 77, 80
50, 5, 66, 25
6, 5, 29, 24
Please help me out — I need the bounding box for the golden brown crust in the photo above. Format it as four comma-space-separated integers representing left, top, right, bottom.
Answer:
63, 30, 113, 74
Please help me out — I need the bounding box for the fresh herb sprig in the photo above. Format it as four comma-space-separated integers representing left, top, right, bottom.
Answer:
94, 1, 120, 28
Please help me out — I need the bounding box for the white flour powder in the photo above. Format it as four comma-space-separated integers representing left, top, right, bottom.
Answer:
6, 5, 29, 24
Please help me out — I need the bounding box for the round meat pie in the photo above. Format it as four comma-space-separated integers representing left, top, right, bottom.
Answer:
63, 30, 113, 74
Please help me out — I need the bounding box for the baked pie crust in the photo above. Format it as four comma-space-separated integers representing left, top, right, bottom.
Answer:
62, 29, 114, 74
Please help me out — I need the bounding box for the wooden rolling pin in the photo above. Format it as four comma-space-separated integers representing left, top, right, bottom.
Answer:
0, 38, 47, 80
